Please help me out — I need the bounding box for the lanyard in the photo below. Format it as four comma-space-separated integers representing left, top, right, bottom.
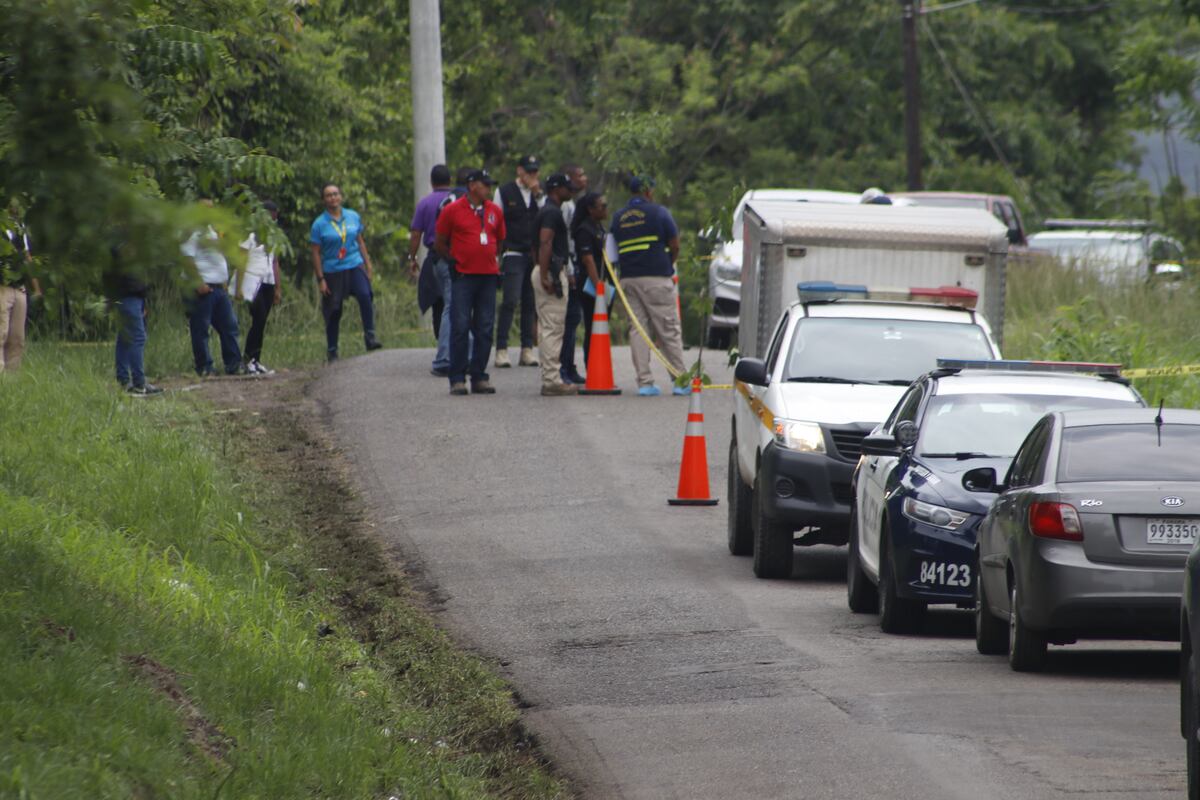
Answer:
329, 215, 348, 246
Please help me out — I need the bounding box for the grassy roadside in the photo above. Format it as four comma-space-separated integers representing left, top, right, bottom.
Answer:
0, 348, 569, 799
1004, 259, 1200, 407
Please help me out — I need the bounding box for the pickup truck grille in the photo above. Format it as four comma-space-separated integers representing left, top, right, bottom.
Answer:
828, 429, 869, 461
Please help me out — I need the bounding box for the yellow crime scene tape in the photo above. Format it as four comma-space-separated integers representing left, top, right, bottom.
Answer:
601, 250, 731, 391
1122, 364, 1200, 379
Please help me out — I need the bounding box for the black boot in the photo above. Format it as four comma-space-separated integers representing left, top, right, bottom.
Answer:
365, 332, 382, 351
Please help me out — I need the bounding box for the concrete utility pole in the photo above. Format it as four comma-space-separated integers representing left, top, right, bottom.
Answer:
901, 0, 923, 190
410, 0, 447, 209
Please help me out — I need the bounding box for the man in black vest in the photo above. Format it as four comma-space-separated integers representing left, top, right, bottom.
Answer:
493, 154, 544, 368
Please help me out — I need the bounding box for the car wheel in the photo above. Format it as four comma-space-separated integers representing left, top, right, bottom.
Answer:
846, 507, 878, 613
1008, 580, 1047, 672
878, 525, 925, 634
706, 327, 731, 351
1186, 651, 1200, 800
974, 565, 1007, 655
727, 436, 753, 556
752, 471, 792, 579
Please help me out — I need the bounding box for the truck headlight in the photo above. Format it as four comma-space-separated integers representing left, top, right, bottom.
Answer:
714, 259, 741, 282
772, 418, 825, 453
902, 497, 969, 531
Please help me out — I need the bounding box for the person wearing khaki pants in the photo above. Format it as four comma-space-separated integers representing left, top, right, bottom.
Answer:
0, 284, 27, 373
609, 175, 689, 396
622, 275, 686, 387
0, 222, 36, 373
534, 174, 578, 396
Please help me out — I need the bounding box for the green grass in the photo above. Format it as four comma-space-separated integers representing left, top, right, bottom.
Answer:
0, 350, 567, 799
1004, 258, 1200, 407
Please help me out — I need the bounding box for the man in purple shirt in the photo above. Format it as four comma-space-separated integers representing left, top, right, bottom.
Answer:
408, 165, 456, 376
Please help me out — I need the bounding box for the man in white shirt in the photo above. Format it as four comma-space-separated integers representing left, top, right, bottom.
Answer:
181, 202, 243, 376
237, 200, 283, 375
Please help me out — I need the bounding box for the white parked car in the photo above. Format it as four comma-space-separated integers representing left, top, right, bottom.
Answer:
1028, 219, 1184, 284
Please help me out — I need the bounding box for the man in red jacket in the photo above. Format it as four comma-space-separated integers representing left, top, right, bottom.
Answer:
435, 169, 506, 396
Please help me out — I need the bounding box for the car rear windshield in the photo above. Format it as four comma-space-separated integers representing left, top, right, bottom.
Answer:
919, 394, 1136, 458
1059, 424, 1200, 482
784, 317, 994, 384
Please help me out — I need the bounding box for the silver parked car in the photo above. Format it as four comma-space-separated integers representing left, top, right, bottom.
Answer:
971, 407, 1200, 671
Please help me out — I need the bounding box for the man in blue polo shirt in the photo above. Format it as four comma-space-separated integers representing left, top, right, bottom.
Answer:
610, 176, 688, 396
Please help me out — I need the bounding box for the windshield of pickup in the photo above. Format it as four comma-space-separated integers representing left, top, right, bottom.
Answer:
782, 317, 995, 385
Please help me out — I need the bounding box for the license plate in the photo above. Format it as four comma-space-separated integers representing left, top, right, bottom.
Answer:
1146, 518, 1200, 545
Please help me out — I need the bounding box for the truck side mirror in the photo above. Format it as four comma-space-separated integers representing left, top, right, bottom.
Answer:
734, 358, 769, 387
860, 433, 901, 457
962, 466, 1002, 493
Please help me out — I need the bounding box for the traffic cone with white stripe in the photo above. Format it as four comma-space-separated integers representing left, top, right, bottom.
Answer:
579, 282, 622, 395
668, 376, 719, 506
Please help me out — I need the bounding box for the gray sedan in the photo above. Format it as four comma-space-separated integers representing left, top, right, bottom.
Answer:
969, 407, 1200, 671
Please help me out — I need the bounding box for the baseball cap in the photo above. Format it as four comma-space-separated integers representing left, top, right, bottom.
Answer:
628, 175, 656, 193
518, 155, 541, 172
544, 173, 571, 191
465, 169, 497, 186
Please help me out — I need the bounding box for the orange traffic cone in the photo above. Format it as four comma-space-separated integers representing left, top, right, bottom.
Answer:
668, 377, 719, 506
579, 282, 622, 395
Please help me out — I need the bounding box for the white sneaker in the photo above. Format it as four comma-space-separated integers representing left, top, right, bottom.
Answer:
248, 359, 275, 375
495, 348, 512, 368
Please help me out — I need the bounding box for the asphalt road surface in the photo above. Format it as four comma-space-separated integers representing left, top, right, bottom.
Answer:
316, 346, 1184, 799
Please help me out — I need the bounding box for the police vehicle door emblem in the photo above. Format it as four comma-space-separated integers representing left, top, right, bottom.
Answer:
1162, 496, 1185, 508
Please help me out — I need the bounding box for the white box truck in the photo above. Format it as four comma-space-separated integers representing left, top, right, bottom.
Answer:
728, 201, 1009, 579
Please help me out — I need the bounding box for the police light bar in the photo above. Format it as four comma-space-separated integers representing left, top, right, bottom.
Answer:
910, 286, 978, 309
936, 359, 1123, 376
797, 281, 867, 301
798, 282, 978, 309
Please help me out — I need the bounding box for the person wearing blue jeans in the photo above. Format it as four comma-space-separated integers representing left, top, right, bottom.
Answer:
435, 169, 505, 395
113, 291, 162, 395
186, 283, 242, 375
448, 272, 497, 388
181, 219, 243, 376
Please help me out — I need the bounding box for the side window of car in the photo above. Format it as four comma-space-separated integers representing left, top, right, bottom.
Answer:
1008, 420, 1050, 488
885, 384, 925, 432
765, 314, 789, 374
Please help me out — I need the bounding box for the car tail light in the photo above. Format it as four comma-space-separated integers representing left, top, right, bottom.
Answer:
1028, 502, 1083, 541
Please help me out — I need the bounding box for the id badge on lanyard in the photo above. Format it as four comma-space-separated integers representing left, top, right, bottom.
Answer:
477, 207, 488, 245
331, 217, 349, 260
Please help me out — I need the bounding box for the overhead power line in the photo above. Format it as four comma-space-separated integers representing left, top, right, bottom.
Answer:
922, 0, 985, 13
920, 17, 1041, 215
921, 0, 1116, 15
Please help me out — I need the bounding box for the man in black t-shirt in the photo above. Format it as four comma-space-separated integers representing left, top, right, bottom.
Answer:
532, 174, 576, 395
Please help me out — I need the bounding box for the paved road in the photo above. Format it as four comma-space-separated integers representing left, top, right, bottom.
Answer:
316, 346, 1184, 799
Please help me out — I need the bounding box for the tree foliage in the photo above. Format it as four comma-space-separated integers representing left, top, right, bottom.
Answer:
2, 0, 1199, 315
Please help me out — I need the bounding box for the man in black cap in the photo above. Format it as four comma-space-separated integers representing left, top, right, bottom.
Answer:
532, 174, 578, 396
435, 169, 506, 396
493, 154, 543, 368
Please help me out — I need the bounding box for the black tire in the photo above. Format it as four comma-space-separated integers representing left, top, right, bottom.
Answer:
846, 507, 878, 613
975, 565, 1007, 655
727, 436, 753, 556
878, 525, 925, 634
752, 472, 793, 579
706, 327, 732, 351
1008, 580, 1047, 672
1186, 651, 1200, 800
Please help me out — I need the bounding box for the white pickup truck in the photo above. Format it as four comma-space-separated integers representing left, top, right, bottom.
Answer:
728, 201, 1009, 579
